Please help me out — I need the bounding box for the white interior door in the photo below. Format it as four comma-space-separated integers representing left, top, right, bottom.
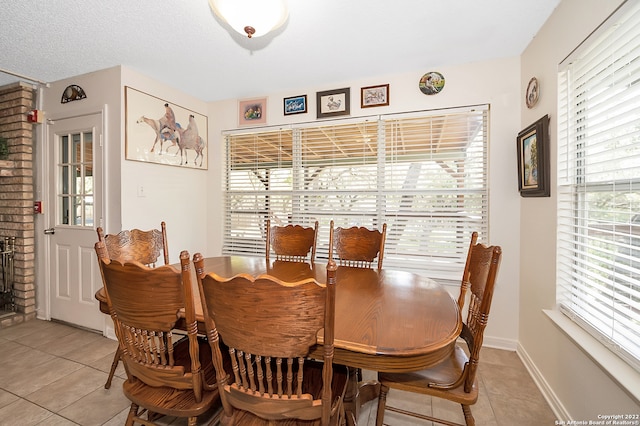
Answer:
47, 113, 103, 331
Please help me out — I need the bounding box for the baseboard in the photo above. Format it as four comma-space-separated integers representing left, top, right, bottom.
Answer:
104, 322, 117, 340
483, 335, 518, 351
516, 342, 570, 420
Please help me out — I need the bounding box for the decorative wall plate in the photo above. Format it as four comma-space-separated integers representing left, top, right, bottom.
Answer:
61, 84, 87, 103
526, 77, 539, 108
419, 72, 445, 95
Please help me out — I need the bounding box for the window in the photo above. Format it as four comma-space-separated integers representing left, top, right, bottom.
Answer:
557, 1, 640, 370
223, 106, 489, 281
58, 131, 94, 226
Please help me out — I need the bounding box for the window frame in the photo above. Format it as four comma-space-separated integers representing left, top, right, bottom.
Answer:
222, 106, 490, 281
556, 0, 640, 372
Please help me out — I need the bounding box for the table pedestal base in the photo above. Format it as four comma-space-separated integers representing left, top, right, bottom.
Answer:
344, 376, 382, 426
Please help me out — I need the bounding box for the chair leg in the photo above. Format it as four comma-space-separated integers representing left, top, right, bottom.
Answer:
339, 401, 346, 426
104, 346, 122, 389
148, 411, 162, 421
375, 383, 389, 426
462, 404, 475, 426
187, 416, 197, 426
125, 403, 138, 426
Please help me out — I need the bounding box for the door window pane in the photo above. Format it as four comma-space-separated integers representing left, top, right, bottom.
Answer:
58, 130, 94, 227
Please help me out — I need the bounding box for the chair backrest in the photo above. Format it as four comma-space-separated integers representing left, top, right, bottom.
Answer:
96, 221, 169, 267
329, 220, 387, 269
457, 231, 502, 393
195, 253, 338, 424
266, 219, 319, 263
95, 241, 204, 398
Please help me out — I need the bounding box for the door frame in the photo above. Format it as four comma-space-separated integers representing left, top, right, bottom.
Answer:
38, 105, 107, 329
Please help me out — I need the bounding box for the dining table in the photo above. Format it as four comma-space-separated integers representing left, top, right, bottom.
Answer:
96, 255, 462, 424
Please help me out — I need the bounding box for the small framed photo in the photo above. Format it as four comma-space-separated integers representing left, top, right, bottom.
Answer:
316, 88, 350, 119
283, 95, 307, 115
361, 84, 389, 108
517, 114, 550, 197
239, 98, 267, 126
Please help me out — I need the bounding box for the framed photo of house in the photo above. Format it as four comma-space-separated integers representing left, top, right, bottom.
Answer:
316, 88, 350, 119
517, 114, 550, 197
283, 94, 307, 115
125, 86, 208, 169
239, 98, 267, 126
361, 84, 389, 108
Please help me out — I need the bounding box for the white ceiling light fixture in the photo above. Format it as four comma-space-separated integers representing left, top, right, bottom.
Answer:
209, 0, 289, 39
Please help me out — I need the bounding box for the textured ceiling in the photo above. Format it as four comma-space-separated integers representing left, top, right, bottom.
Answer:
0, 0, 560, 102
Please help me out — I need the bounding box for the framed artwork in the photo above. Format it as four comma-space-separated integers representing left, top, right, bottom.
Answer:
316, 87, 350, 119
283, 94, 307, 115
125, 86, 208, 169
517, 114, 550, 197
239, 98, 267, 126
361, 84, 389, 108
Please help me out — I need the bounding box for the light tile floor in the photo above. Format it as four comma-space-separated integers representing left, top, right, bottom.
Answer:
0, 320, 557, 425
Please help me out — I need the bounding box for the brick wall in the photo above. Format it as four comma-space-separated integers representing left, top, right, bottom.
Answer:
0, 81, 37, 328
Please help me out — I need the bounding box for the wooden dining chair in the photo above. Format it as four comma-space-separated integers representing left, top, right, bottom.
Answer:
96, 222, 170, 389
194, 253, 349, 426
96, 221, 169, 267
266, 219, 319, 263
375, 231, 502, 426
329, 220, 387, 269
95, 242, 220, 426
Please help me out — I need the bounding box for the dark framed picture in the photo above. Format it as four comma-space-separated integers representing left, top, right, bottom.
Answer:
239, 98, 267, 126
316, 88, 350, 119
517, 114, 550, 197
361, 84, 389, 108
283, 94, 307, 115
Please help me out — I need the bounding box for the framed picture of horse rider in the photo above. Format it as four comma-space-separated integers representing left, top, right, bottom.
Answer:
125, 86, 208, 169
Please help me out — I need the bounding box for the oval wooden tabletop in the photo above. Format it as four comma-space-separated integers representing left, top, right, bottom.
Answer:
97, 255, 462, 372
196, 256, 462, 371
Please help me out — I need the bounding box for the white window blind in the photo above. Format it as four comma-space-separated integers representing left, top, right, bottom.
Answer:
557, 0, 640, 370
223, 106, 489, 281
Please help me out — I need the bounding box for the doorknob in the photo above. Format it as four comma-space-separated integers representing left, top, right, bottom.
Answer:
44, 228, 55, 235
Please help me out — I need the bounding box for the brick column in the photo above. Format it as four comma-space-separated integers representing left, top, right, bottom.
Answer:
0, 81, 37, 327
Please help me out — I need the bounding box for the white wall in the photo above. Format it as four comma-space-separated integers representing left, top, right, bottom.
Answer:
39, 66, 211, 265
120, 68, 210, 263
519, 0, 640, 418
206, 56, 523, 349
35, 65, 211, 322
